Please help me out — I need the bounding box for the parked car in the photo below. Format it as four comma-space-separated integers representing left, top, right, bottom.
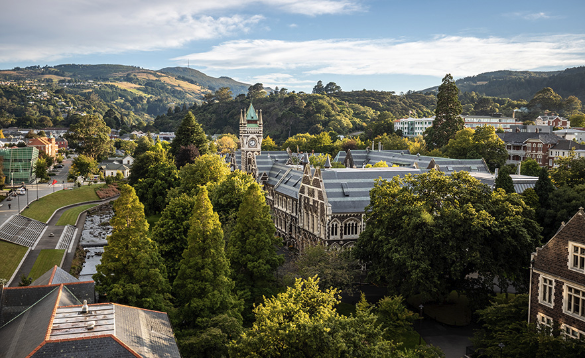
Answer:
55, 164, 64, 168
17, 188, 26, 195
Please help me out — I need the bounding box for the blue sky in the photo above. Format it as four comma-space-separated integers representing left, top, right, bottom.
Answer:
2, 0, 585, 93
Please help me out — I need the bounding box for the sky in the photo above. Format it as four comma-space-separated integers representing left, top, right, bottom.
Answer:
2, 0, 585, 93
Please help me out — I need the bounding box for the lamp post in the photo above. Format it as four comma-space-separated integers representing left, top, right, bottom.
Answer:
17, 190, 20, 213
498, 342, 505, 358
418, 304, 424, 345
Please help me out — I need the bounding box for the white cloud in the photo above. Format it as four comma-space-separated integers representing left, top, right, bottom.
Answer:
175, 35, 585, 78
250, 73, 315, 89
505, 11, 556, 20
0, 0, 360, 63
289, 23, 298, 28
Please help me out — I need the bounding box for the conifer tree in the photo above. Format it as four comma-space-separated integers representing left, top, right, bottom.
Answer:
535, 167, 555, 208
173, 187, 241, 328
170, 111, 208, 156
495, 167, 515, 194
93, 184, 172, 311
425, 73, 464, 150
228, 182, 284, 322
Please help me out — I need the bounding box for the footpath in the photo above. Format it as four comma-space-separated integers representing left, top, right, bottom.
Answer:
8, 197, 118, 287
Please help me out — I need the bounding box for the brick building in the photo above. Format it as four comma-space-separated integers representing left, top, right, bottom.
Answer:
529, 208, 585, 338
26, 136, 58, 158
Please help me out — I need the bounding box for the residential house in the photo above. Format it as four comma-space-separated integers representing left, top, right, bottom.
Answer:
99, 156, 133, 178
536, 115, 570, 128
529, 208, 585, 338
0, 266, 180, 357
498, 131, 560, 166
554, 128, 585, 142
461, 114, 523, 131
548, 140, 585, 167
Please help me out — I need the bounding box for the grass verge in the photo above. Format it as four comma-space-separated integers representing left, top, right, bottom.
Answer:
0, 241, 28, 282
21, 185, 102, 223
28, 249, 65, 281
56, 204, 98, 226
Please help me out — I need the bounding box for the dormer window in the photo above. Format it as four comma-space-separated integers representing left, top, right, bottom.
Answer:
569, 242, 585, 273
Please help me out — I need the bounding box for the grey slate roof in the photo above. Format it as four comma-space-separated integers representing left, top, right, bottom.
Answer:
32, 265, 79, 286
33, 337, 138, 358
321, 167, 423, 213
468, 172, 539, 194
551, 139, 585, 151
0, 286, 60, 358
497, 132, 560, 145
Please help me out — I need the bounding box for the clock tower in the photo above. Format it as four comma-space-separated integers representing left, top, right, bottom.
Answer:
240, 102, 263, 176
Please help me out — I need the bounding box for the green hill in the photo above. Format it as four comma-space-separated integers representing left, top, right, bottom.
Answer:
159, 67, 250, 95
422, 67, 585, 102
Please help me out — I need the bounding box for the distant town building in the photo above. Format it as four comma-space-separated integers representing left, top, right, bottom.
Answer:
536, 115, 570, 128
461, 114, 524, 131
554, 128, 585, 142
99, 156, 133, 178
393, 117, 435, 137
26, 136, 58, 158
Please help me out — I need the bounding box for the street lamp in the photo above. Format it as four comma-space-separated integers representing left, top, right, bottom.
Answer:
418, 304, 424, 345
498, 342, 505, 358
17, 190, 20, 213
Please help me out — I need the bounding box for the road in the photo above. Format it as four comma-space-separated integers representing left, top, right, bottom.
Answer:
0, 157, 77, 222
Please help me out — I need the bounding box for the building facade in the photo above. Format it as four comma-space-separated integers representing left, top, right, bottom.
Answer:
0, 147, 39, 184
26, 136, 58, 158
529, 208, 585, 338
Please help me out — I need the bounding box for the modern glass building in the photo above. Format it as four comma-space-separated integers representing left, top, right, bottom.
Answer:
0, 147, 39, 185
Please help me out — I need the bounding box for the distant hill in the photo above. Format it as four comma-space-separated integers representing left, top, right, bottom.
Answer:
421, 67, 585, 102
159, 67, 250, 95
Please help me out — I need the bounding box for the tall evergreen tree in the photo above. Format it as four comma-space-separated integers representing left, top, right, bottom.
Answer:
170, 111, 208, 156
495, 167, 515, 194
151, 193, 196, 283
173, 187, 241, 328
228, 182, 284, 322
534, 167, 555, 209
425, 74, 464, 150
93, 184, 171, 311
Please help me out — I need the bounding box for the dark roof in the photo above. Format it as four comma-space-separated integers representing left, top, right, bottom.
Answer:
0, 267, 180, 358
498, 132, 560, 145
32, 265, 79, 286
551, 139, 585, 151
0, 286, 60, 358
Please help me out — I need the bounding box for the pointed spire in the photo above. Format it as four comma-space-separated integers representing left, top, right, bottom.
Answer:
245, 102, 258, 121
240, 109, 245, 126
324, 155, 332, 168
259, 109, 263, 126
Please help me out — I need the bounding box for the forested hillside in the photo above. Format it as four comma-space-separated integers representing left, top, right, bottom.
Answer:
423, 67, 585, 103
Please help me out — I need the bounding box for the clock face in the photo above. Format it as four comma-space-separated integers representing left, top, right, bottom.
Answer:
249, 139, 257, 147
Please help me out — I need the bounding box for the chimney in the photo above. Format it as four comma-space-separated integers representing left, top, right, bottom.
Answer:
81, 299, 89, 314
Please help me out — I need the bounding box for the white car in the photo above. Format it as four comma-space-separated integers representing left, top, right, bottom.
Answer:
17, 188, 26, 195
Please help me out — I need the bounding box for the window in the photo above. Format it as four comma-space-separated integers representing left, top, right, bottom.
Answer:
343, 220, 359, 236
562, 324, 585, 340
330, 221, 339, 237
537, 313, 553, 332
565, 284, 585, 318
539, 275, 555, 307
569, 242, 585, 273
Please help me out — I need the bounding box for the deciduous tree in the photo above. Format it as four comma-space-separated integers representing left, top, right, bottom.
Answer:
261, 135, 278, 151
93, 184, 172, 311
65, 114, 113, 160
355, 171, 541, 301
520, 158, 541, 177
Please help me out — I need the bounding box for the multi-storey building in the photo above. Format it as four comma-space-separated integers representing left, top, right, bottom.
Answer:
462, 115, 523, 131
529, 208, 585, 338
393, 117, 435, 137
26, 135, 58, 158
536, 115, 570, 128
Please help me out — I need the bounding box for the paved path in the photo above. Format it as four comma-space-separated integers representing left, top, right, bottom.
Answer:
8, 196, 117, 287
416, 318, 477, 358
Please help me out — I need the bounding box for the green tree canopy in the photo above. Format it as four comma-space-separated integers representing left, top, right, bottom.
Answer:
528, 87, 562, 113
66, 114, 113, 160
495, 166, 515, 194
228, 182, 284, 322
355, 170, 541, 301
170, 154, 230, 198
261, 135, 278, 151
425, 74, 464, 150
229, 277, 439, 358
151, 193, 196, 282
132, 144, 179, 214
569, 113, 585, 127
208, 170, 257, 232
69, 154, 98, 179
173, 187, 242, 328
442, 126, 507, 172
520, 158, 541, 177
170, 111, 208, 156
134, 135, 154, 157
550, 154, 585, 188
93, 184, 172, 311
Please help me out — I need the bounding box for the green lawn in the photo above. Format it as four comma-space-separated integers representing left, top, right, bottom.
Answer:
56, 204, 98, 226
0, 241, 28, 282
28, 249, 65, 281
21, 185, 102, 223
